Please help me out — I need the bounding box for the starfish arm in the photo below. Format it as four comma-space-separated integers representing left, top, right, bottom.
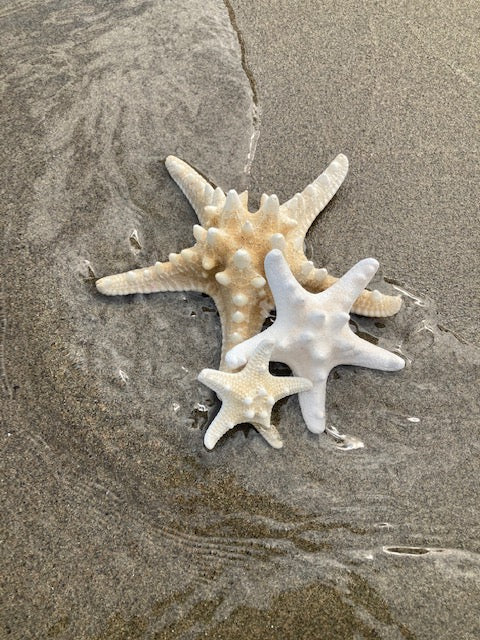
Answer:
324, 258, 379, 310
197, 368, 234, 397
96, 253, 209, 296
203, 405, 238, 450
343, 335, 405, 371
243, 339, 275, 373
350, 289, 402, 317
281, 154, 349, 239
225, 326, 278, 371
264, 249, 305, 315
298, 380, 328, 434
165, 156, 225, 226
270, 375, 313, 401
303, 271, 402, 317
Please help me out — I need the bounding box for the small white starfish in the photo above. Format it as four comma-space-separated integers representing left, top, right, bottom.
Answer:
198, 340, 312, 449
226, 250, 405, 434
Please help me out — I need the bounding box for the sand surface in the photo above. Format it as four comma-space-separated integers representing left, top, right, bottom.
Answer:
1, 1, 479, 638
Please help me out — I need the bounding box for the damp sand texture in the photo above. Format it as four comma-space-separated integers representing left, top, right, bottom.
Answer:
1, 1, 480, 639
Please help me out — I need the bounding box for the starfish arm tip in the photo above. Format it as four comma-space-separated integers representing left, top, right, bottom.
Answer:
298, 383, 327, 434
391, 353, 406, 371
353, 258, 379, 280
348, 337, 406, 372
392, 295, 403, 311
264, 249, 301, 301
203, 411, 235, 450
95, 277, 111, 295
377, 348, 406, 372
329, 257, 381, 306
381, 294, 403, 317
264, 248, 284, 269
95, 273, 134, 296
197, 368, 227, 392
304, 412, 327, 434
363, 257, 379, 270
203, 432, 216, 450
331, 153, 349, 177
165, 155, 184, 175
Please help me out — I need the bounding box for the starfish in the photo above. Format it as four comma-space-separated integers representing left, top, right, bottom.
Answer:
226, 250, 405, 434
198, 340, 312, 449
96, 155, 401, 367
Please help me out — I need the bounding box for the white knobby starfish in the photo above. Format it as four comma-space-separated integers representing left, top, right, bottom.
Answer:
198, 340, 312, 449
96, 155, 401, 367
226, 250, 405, 434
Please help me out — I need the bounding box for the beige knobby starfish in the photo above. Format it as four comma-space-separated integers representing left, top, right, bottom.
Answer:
96, 155, 401, 367
198, 340, 312, 449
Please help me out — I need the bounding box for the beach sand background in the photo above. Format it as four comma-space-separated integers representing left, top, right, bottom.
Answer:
1, 1, 479, 638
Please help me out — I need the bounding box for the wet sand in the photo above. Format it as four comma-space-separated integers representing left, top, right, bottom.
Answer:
1, 1, 479, 638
